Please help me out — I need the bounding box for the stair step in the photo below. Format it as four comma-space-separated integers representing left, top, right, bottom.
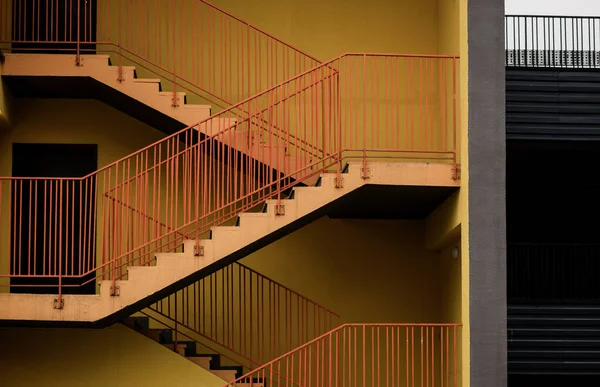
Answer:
211, 369, 238, 383
142, 328, 172, 344
163, 343, 187, 356
159, 91, 186, 98
186, 356, 212, 370
133, 78, 161, 84
121, 316, 150, 331
183, 103, 212, 110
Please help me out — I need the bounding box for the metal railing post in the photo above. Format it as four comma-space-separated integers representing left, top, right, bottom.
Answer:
174, 292, 179, 353
362, 54, 368, 179
117, 0, 124, 82
76, 0, 81, 66
172, 0, 179, 107
335, 62, 343, 188
452, 58, 459, 180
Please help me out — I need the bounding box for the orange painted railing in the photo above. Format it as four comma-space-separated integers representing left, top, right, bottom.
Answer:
0, 0, 321, 110
226, 323, 461, 387
143, 261, 340, 371
0, 53, 458, 304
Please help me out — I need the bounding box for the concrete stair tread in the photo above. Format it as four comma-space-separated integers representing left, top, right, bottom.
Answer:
211, 369, 238, 383
159, 91, 186, 97
183, 104, 212, 110
133, 78, 161, 83
108, 65, 136, 71
186, 355, 212, 370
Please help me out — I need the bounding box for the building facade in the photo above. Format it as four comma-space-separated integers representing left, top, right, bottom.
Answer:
0, 1, 506, 386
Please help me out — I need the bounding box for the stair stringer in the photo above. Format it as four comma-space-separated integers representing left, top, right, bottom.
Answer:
0, 161, 458, 325
1, 54, 217, 127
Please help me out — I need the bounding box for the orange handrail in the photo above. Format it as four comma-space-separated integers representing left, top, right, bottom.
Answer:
145, 261, 341, 370
225, 323, 462, 387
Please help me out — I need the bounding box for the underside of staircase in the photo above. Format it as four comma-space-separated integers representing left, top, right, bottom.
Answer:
123, 316, 262, 386
0, 161, 458, 327
2, 54, 211, 134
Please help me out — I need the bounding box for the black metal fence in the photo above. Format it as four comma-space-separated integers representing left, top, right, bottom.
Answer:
506, 15, 600, 68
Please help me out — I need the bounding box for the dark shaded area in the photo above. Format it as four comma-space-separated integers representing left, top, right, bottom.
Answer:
4, 76, 186, 136
507, 140, 600, 377
327, 184, 457, 219
507, 140, 600, 244
11, 0, 97, 54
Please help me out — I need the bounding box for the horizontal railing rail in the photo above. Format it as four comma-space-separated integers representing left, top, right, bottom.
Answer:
145, 261, 340, 370
226, 323, 461, 387
0, 53, 459, 306
0, 0, 321, 110
505, 15, 600, 68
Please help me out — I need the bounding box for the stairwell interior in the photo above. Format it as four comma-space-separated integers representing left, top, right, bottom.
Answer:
0, 1, 465, 386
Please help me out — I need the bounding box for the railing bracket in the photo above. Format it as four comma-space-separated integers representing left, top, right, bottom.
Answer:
452, 165, 461, 180
361, 167, 372, 179
275, 204, 285, 216
110, 286, 120, 297
75, 56, 83, 67
53, 297, 64, 310
117, 67, 125, 83
335, 176, 344, 188
194, 245, 204, 257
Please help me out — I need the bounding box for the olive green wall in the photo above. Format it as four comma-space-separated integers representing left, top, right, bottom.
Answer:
0, 324, 225, 387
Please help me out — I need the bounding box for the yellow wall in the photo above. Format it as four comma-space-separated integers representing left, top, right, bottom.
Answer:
0, 99, 165, 174
0, 324, 225, 387
239, 217, 462, 384
242, 218, 449, 323
146, 217, 462, 380
438, 0, 461, 55
458, 0, 470, 385
0, 0, 469, 379
210, 0, 440, 60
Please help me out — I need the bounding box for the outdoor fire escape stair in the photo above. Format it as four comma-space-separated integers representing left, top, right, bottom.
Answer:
0, 161, 458, 326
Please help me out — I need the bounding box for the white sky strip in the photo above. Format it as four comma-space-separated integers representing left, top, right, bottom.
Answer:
505, 0, 600, 16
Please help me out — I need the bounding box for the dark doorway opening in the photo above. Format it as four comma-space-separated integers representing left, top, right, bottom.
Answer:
11, 143, 98, 295
12, 0, 98, 54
